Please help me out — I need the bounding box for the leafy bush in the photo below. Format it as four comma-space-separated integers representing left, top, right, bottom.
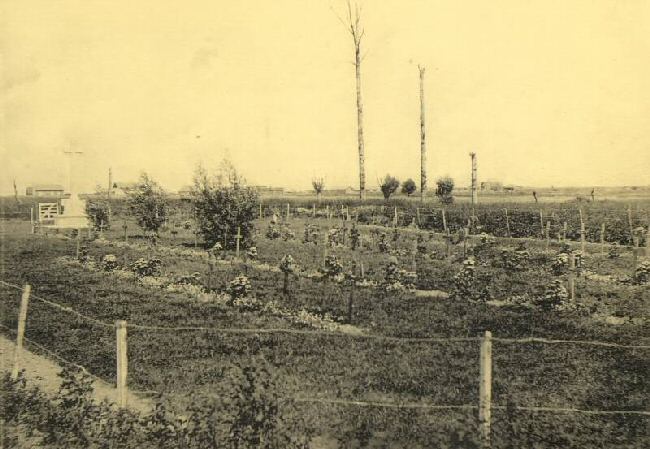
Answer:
634, 261, 650, 285
401, 178, 417, 196
435, 176, 455, 205
227, 275, 252, 301
383, 257, 417, 291
131, 258, 162, 277
302, 223, 320, 244
84, 197, 111, 231
537, 279, 571, 310
379, 174, 400, 200
321, 255, 344, 282
101, 254, 119, 271
127, 173, 168, 236
192, 163, 259, 249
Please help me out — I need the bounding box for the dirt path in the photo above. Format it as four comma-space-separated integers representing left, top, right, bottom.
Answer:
0, 334, 153, 414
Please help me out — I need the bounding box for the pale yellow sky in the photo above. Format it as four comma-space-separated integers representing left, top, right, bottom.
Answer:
1, 0, 649, 194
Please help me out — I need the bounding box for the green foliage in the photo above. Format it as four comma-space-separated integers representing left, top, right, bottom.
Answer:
130, 257, 162, 277
379, 174, 400, 200
127, 173, 168, 235
85, 197, 111, 231
435, 176, 455, 205
227, 275, 252, 300
192, 163, 259, 250
401, 178, 417, 196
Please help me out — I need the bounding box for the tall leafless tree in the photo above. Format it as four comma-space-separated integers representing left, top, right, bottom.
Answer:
418, 65, 426, 202
336, 1, 366, 200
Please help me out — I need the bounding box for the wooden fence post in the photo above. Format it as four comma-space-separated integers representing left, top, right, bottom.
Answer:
11, 285, 32, 380
30, 207, 35, 234
580, 222, 586, 255
539, 210, 544, 238
479, 330, 493, 448
393, 207, 398, 227
545, 221, 551, 250
312, 204, 316, 217
115, 320, 128, 407
568, 252, 576, 301
286, 203, 290, 220
442, 208, 448, 234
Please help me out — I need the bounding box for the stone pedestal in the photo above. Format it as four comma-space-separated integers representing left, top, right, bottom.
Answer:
53, 196, 90, 229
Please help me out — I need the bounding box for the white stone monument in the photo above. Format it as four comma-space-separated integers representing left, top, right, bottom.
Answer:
53, 150, 90, 229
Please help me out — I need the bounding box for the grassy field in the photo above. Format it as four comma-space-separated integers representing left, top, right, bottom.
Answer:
1, 215, 649, 447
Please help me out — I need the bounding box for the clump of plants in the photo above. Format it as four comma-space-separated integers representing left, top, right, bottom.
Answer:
246, 246, 258, 260
227, 275, 255, 309
321, 255, 344, 282
350, 224, 361, 250
498, 243, 530, 272
303, 223, 320, 244
279, 255, 298, 293
452, 257, 490, 302
383, 257, 417, 292
101, 254, 119, 271
608, 243, 621, 259
536, 279, 572, 311
551, 252, 569, 275
266, 223, 295, 241
326, 227, 346, 247
131, 258, 162, 277
378, 233, 391, 253
175, 272, 202, 286
633, 261, 650, 285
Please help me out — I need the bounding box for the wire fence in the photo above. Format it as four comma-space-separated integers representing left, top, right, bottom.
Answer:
2, 279, 649, 431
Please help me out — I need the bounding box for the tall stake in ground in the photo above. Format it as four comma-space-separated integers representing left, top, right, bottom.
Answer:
11, 285, 31, 379
338, 1, 366, 200
470, 152, 478, 217
479, 330, 493, 448
419, 65, 427, 202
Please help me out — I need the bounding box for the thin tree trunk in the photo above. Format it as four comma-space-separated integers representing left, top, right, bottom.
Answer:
356, 46, 365, 200
419, 66, 426, 202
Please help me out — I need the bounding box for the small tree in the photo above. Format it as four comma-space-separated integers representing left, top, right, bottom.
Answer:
435, 176, 455, 205
127, 173, 167, 237
401, 178, 417, 196
312, 177, 325, 203
192, 162, 259, 250
379, 174, 400, 200
85, 186, 111, 230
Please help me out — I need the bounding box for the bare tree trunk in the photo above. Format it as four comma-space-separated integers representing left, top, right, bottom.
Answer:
355, 36, 365, 200
419, 65, 426, 203
470, 152, 478, 215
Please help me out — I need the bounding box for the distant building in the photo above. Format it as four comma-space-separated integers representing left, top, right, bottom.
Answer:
26, 184, 66, 197
327, 186, 360, 196
110, 182, 138, 198
480, 180, 503, 191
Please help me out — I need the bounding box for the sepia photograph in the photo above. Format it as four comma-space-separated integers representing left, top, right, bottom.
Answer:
1, 1, 649, 447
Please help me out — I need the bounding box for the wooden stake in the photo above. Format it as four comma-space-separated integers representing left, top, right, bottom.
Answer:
504, 208, 510, 238
30, 207, 35, 234
393, 207, 398, 227
568, 252, 576, 301
11, 285, 31, 379
416, 208, 421, 227
286, 203, 290, 220
235, 226, 242, 259
259, 203, 263, 220
479, 330, 493, 448
115, 320, 128, 407
545, 221, 550, 250
580, 221, 586, 254
442, 208, 448, 233
563, 222, 568, 242
539, 210, 544, 238
76, 228, 81, 259
600, 223, 606, 255
627, 205, 634, 246
313, 204, 316, 217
